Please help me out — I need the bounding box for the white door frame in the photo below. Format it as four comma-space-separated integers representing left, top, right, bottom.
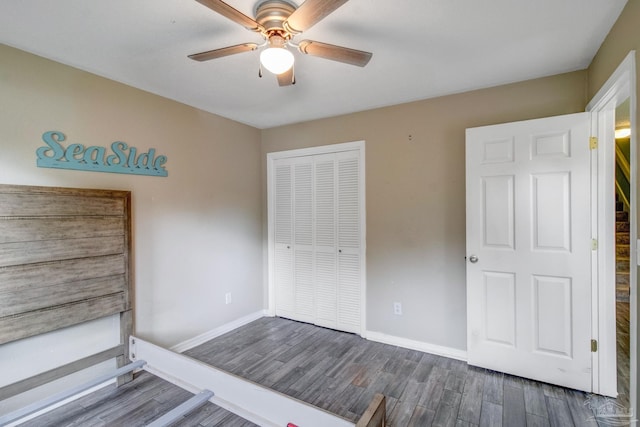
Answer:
266, 141, 367, 336
587, 51, 637, 405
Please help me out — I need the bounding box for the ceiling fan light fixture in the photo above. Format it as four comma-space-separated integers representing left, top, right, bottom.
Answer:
260, 34, 294, 74
260, 46, 294, 75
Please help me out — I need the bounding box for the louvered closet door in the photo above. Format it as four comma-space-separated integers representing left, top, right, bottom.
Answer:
314, 154, 338, 329
272, 148, 363, 334
336, 150, 362, 334
292, 157, 315, 323
273, 160, 294, 319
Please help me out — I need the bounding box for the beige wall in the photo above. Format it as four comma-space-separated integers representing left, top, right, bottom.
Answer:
587, 0, 640, 413
2, 4, 632, 407
261, 71, 588, 350
587, 0, 640, 100
0, 43, 263, 403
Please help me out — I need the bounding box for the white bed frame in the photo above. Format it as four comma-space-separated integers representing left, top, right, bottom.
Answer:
0, 185, 386, 426
1, 336, 386, 426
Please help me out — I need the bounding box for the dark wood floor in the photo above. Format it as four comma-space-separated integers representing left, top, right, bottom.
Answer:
184, 317, 627, 426
20, 371, 254, 427
23, 316, 630, 426
617, 301, 630, 409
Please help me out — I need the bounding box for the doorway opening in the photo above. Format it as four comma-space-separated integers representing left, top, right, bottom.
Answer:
615, 98, 632, 408
587, 50, 636, 414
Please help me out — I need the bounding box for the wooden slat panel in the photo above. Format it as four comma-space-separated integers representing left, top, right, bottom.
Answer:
0, 293, 126, 344
0, 275, 126, 317
0, 255, 126, 293
117, 310, 134, 385
0, 217, 124, 244
0, 235, 124, 267
0, 193, 124, 217
0, 183, 133, 379
0, 184, 129, 198
122, 191, 133, 313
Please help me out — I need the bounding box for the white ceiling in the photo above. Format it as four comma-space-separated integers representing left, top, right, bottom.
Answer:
0, 0, 628, 129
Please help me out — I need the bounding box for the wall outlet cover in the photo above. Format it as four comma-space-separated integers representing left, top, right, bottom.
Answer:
393, 302, 402, 315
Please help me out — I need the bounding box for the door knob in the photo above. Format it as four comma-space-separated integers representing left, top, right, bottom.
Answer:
469, 255, 479, 263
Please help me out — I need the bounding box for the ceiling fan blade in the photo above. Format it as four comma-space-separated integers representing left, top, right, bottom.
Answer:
284, 0, 349, 34
188, 43, 258, 61
277, 68, 295, 86
196, 0, 264, 32
298, 40, 372, 67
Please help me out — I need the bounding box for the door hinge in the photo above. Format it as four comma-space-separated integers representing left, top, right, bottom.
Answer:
591, 339, 598, 352
591, 239, 598, 250
590, 136, 598, 150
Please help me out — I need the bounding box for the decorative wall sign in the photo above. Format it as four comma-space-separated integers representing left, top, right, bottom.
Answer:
36, 131, 168, 177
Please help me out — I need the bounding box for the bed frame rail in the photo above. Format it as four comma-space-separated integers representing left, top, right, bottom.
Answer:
130, 336, 386, 427
0, 360, 146, 426
356, 393, 386, 427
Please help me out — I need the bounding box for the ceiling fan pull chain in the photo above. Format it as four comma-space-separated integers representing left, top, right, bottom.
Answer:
258, 62, 263, 78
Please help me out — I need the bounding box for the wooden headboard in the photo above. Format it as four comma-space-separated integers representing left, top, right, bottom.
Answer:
0, 184, 133, 399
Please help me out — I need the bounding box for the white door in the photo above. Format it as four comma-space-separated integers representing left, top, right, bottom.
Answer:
314, 153, 338, 328
336, 150, 363, 334
273, 155, 317, 324
273, 159, 295, 319
293, 156, 316, 324
466, 112, 593, 392
314, 150, 364, 334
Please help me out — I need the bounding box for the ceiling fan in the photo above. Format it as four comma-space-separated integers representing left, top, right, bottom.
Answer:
188, 0, 373, 86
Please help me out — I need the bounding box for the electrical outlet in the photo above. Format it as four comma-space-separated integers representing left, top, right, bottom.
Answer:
225, 292, 232, 305
393, 302, 402, 315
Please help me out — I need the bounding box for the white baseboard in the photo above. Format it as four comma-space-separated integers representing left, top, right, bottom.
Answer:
170, 310, 266, 354
366, 330, 467, 362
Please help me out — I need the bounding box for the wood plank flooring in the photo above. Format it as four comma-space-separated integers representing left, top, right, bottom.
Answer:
19, 372, 254, 427
617, 301, 630, 409
21, 316, 631, 426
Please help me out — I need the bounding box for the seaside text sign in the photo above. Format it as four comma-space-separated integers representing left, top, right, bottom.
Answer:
36, 131, 168, 177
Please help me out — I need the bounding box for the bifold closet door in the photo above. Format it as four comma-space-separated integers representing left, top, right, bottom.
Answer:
273, 156, 317, 324
314, 154, 338, 329
273, 160, 294, 319
292, 157, 315, 324
272, 150, 362, 334
335, 150, 362, 334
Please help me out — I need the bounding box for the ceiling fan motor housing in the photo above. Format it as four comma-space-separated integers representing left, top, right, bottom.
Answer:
255, 0, 296, 39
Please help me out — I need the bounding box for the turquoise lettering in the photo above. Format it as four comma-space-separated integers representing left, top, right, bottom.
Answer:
65, 144, 85, 162
135, 149, 154, 169
83, 146, 106, 166
153, 155, 168, 171
37, 131, 167, 177
107, 141, 128, 166
128, 147, 137, 169
36, 131, 66, 160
